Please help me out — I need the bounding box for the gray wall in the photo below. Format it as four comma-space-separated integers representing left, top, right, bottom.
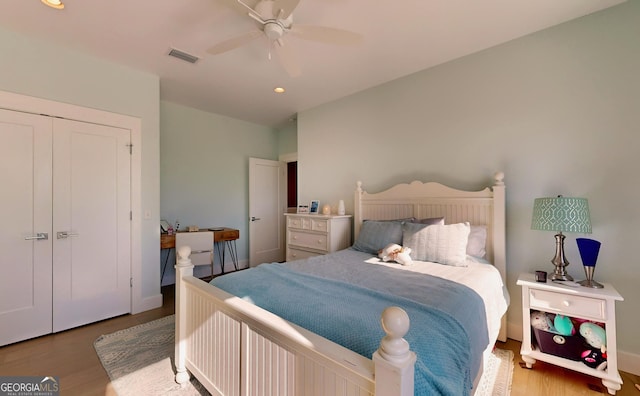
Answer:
159, 101, 278, 282
297, 2, 640, 362
0, 26, 161, 303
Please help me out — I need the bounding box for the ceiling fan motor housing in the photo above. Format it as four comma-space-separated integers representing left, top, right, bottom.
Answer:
264, 22, 284, 40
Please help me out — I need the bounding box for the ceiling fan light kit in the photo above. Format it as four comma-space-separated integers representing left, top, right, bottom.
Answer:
209, 0, 363, 77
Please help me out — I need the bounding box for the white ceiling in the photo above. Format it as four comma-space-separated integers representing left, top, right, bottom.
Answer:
0, 0, 625, 127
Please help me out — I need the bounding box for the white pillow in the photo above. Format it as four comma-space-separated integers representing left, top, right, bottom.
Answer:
467, 225, 487, 258
403, 222, 471, 266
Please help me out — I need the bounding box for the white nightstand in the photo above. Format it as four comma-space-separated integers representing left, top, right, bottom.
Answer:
284, 213, 352, 261
517, 273, 624, 395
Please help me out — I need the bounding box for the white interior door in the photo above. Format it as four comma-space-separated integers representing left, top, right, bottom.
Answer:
249, 158, 285, 266
52, 118, 131, 332
0, 110, 53, 346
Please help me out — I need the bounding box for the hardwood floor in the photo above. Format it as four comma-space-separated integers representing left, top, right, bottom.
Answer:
498, 338, 640, 396
0, 286, 175, 396
1, 286, 638, 395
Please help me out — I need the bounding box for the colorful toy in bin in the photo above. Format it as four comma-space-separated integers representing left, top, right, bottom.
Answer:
580, 322, 607, 370
531, 311, 554, 332
554, 315, 575, 336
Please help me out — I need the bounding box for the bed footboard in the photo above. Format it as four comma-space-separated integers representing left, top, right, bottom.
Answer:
174, 246, 416, 396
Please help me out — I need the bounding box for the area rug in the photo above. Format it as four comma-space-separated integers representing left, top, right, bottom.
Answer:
476, 348, 514, 396
95, 314, 513, 396
94, 315, 209, 396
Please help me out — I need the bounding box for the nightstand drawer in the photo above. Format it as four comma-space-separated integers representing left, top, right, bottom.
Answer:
529, 289, 606, 320
288, 231, 328, 251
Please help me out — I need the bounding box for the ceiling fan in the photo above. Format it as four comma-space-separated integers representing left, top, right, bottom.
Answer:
208, 0, 363, 77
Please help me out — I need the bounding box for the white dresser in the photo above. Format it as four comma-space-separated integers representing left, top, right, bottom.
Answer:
284, 213, 352, 261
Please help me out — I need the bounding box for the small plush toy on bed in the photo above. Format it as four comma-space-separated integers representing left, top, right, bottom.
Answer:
378, 243, 413, 266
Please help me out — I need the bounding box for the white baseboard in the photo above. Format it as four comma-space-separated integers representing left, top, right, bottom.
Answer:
133, 293, 162, 314
507, 319, 640, 376
619, 350, 640, 376
506, 319, 523, 342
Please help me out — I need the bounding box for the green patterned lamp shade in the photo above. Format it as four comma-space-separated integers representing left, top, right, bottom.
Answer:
531, 196, 592, 233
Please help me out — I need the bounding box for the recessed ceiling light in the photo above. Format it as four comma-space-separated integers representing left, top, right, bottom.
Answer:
274, 87, 285, 94
41, 0, 64, 9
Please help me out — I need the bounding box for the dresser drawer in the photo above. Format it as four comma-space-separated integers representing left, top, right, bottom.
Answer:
287, 216, 314, 230
288, 230, 328, 251
310, 218, 329, 232
529, 289, 606, 320
287, 247, 321, 261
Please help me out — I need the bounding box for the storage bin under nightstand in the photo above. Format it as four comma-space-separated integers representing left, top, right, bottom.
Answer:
531, 326, 586, 361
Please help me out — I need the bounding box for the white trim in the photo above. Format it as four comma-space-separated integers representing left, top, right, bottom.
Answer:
618, 349, 640, 376
0, 89, 145, 314
279, 152, 297, 163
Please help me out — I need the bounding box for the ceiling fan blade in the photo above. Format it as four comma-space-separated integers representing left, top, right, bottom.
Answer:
273, 0, 301, 19
207, 30, 263, 55
289, 25, 363, 46
273, 40, 301, 77
216, 0, 254, 16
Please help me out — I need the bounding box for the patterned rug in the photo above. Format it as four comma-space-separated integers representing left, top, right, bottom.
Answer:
94, 315, 209, 396
476, 348, 514, 396
95, 315, 513, 395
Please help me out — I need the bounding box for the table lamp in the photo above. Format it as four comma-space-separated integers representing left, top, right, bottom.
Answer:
576, 238, 603, 288
531, 196, 591, 281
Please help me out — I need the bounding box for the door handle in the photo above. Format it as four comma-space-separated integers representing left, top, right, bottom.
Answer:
250, 217, 261, 221
57, 231, 79, 239
24, 232, 48, 241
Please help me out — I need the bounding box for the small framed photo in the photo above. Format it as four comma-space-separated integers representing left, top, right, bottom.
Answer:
309, 200, 320, 214
297, 204, 309, 214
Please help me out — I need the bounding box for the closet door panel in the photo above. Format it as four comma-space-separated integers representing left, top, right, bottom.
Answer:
0, 109, 53, 346
52, 118, 131, 332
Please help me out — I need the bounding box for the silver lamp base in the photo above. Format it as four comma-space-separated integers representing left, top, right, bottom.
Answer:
551, 271, 573, 281
578, 266, 603, 288
578, 279, 604, 288
550, 232, 573, 281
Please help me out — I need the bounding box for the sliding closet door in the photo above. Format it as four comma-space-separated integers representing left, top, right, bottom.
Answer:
0, 109, 53, 346
52, 118, 131, 332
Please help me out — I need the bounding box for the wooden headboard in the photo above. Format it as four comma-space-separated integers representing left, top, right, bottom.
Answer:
354, 172, 507, 293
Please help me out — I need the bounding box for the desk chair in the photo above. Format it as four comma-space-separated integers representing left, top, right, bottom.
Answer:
176, 231, 214, 277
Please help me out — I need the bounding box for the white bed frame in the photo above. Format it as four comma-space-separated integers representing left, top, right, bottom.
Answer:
174, 172, 506, 396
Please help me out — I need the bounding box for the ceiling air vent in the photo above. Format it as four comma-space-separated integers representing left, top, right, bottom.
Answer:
168, 48, 199, 64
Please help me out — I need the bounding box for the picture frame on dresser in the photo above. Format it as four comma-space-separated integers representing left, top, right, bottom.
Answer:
309, 200, 319, 214
297, 204, 309, 213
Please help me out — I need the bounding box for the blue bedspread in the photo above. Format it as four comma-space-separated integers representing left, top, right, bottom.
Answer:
211, 251, 488, 396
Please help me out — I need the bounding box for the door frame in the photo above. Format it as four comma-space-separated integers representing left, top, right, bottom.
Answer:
0, 90, 149, 314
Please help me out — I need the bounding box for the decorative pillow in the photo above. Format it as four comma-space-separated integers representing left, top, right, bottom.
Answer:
352, 221, 403, 254
402, 222, 471, 266
413, 217, 445, 225
373, 217, 416, 223
467, 225, 487, 258
377, 243, 413, 266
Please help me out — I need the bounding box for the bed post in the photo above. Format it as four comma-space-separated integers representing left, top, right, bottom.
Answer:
372, 307, 416, 396
174, 246, 193, 386
354, 181, 363, 240
492, 171, 507, 342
